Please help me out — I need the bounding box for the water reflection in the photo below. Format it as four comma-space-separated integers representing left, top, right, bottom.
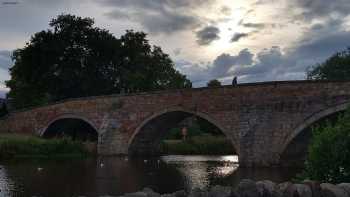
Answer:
162, 155, 238, 190
0, 156, 301, 197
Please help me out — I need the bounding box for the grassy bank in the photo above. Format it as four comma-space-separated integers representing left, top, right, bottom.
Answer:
160, 135, 235, 155
0, 134, 93, 160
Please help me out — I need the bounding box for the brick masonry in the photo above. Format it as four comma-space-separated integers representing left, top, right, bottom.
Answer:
1, 80, 350, 167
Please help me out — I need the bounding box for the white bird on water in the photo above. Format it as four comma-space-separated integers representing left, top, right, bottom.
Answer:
37, 167, 43, 171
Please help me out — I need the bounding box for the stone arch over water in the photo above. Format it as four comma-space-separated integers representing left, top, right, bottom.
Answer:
279, 102, 349, 166
128, 108, 239, 156
41, 115, 99, 141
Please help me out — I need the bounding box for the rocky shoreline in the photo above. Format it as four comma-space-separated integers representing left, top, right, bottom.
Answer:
116, 179, 350, 197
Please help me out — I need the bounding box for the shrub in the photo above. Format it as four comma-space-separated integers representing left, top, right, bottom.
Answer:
0, 134, 90, 159
303, 109, 350, 183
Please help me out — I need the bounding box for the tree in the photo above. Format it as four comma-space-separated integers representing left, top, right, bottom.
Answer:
6, 14, 192, 109
207, 79, 222, 87
307, 48, 350, 80
303, 109, 350, 183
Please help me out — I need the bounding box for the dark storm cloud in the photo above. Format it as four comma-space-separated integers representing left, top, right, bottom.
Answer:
0, 50, 12, 70
231, 33, 249, 42
196, 26, 220, 45
101, 0, 213, 34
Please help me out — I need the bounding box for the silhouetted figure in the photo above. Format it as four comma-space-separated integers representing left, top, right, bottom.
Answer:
232, 76, 238, 86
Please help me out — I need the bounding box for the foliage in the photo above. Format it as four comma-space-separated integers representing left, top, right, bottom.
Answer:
6, 14, 192, 109
207, 79, 222, 87
160, 135, 235, 155
0, 134, 90, 159
302, 109, 350, 183
307, 48, 350, 80
0, 102, 8, 117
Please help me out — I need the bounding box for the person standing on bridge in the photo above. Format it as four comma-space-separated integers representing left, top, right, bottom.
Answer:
181, 127, 188, 141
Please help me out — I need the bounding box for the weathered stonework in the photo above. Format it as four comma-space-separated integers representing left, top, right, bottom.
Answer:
1, 80, 350, 167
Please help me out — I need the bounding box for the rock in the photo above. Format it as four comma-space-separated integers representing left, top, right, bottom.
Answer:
236, 179, 259, 197
320, 183, 348, 197
124, 191, 148, 197
293, 184, 312, 197
189, 188, 208, 197
173, 190, 187, 197
256, 180, 276, 197
338, 183, 350, 196
142, 188, 160, 197
303, 180, 322, 197
272, 182, 293, 197
209, 185, 232, 197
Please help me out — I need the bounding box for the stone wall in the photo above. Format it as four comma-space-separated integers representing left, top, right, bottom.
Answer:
119, 180, 350, 197
1, 80, 350, 167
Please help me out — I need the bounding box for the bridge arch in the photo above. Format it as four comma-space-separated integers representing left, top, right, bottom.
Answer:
40, 114, 99, 141
279, 102, 349, 165
128, 107, 239, 156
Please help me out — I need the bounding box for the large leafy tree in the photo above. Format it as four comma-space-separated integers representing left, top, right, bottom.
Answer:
307, 48, 350, 80
6, 14, 191, 109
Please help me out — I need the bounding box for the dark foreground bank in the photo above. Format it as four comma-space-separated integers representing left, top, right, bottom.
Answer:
119, 179, 350, 197
0, 134, 94, 159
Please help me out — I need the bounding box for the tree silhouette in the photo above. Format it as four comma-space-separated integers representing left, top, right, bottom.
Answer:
6, 14, 192, 109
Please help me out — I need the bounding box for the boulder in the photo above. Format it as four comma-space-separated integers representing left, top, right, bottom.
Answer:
282, 184, 311, 197
320, 183, 348, 197
303, 180, 322, 197
189, 188, 208, 197
236, 179, 259, 197
338, 183, 350, 196
209, 185, 232, 197
142, 188, 161, 197
272, 182, 293, 197
256, 180, 276, 197
124, 192, 148, 197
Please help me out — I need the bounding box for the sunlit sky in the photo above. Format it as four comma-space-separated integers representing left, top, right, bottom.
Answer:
1, 0, 350, 96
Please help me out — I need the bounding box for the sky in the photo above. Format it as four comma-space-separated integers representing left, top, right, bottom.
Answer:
1, 0, 350, 97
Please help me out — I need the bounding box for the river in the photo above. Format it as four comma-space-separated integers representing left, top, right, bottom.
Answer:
0, 155, 301, 197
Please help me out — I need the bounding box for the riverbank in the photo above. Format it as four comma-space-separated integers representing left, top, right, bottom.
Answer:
160, 135, 235, 155
0, 134, 94, 159
119, 179, 350, 197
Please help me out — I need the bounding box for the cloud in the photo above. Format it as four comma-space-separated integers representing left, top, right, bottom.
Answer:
0, 50, 12, 70
176, 48, 254, 86
101, 0, 211, 34
231, 33, 249, 42
291, 0, 350, 21
196, 26, 220, 45
179, 23, 350, 86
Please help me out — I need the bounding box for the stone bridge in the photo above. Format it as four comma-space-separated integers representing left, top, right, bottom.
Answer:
1, 80, 350, 167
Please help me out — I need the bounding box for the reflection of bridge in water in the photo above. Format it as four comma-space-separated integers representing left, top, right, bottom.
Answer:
1, 80, 350, 167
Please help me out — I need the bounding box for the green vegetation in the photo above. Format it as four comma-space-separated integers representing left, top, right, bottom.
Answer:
160, 135, 234, 155
302, 109, 350, 183
0, 134, 92, 160
307, 48, 350, 80
6, 14, 191, 109
207, 79, 222, 87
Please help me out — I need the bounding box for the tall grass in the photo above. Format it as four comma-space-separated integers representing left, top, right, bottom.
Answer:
160, 135, 235, 155
0, 134, 91, 160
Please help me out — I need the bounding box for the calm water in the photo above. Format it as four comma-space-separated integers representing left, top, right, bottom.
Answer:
0, 155, 301, 197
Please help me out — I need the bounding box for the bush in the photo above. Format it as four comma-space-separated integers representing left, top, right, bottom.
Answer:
0, 134, 90, 159
302, 109, 350, 183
